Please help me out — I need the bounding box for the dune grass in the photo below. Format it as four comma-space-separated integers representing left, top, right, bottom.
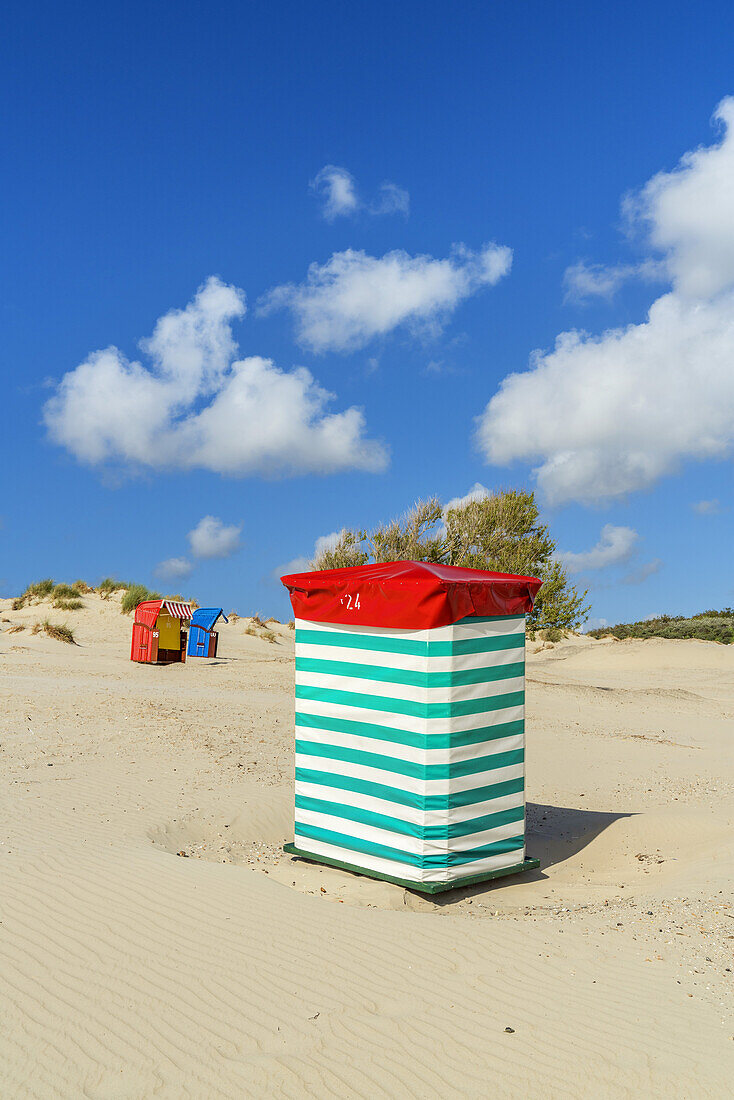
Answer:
52, 583, 79, 600
53, 597, 84, 611
13, 578, 55, 610
244, 624, 277, 643
98, 578, 129, 599
32, 620, 76, 644
120, 585, 162, 615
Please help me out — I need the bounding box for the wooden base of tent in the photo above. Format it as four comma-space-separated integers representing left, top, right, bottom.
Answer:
283, 843, 540, 894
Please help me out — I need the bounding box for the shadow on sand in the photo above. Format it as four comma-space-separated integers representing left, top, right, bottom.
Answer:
421, 802, 634, 907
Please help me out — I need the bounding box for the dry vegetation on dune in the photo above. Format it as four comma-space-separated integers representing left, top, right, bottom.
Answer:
31, 619, 76, 644
11, 576, 200, 617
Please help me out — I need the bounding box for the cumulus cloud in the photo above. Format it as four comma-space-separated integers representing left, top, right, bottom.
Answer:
260, 244, 512, 353
557, 524, 638, 573
280, 529, 344, 575
370, 182, 410, 217
620, 558, 662, 585
154, 556, 193, 580
626, 98, 734, 298
310, 166, 359, 220
692, 498, 724, 515
477, 99, 734, 505
310, 166, 409, 220
581, 616, 608, 633
45, 277, 387, 477
563, 259, 665, 303
444, 482, 490, 513
188, 516, 242, 560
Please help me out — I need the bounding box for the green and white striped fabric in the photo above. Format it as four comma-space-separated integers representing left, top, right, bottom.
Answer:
293, 613, 527, 887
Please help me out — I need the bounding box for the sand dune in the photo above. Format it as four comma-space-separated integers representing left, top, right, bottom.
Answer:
1, 593, 733, 1097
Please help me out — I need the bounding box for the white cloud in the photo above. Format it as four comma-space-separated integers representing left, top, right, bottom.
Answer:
692, 498, 724, 515
563, 259, 665, 303
45, 277, 387, 477
625, 98, 734, 298
477, 100, 734, 505
310, 166, 359, 220
620, 558, 662, 585
444, 482, 490, 513
581, 616, 608, 633
187, 516, 242, 560
312, 530, 343, 559
370, 182, 410, 217
310, 166, 409, 220
280, 529, 344, 575
154, 556, 193, 580
557, 524, 637, 573
260, 244, 512, 353
477, 289, 734, 505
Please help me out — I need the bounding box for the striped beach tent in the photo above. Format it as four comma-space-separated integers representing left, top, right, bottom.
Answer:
281, 561, 542, 893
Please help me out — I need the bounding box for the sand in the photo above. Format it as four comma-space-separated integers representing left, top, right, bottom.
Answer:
1, 592, 733, 1098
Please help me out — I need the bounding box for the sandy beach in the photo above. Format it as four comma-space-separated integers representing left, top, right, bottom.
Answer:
1, 591, 733, 1098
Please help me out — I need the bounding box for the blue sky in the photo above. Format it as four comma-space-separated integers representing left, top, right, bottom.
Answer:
2, 1, 733, 625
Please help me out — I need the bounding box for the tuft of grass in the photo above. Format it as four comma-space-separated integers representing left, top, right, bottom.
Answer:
52, 583, 79, 600
540, 627, 564, 643
228, 611, 240, 622
28, 578, 55, 598
7, 624, 25, 634
244, 625, 258, 636
32, 620, 76, 644
260, 629, 277, 643
53, 597, 83, 610
287, 620, 295, 630
120, 584, 161, 615
250, 614, 266, 627
98, 578, 129, 599
13, 577, 56, 609
73, 579, 93, 593
265, 616, 280, 624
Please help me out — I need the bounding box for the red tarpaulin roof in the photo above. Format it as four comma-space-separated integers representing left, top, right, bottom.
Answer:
281, 561, 542, 630
134, 600, 193, 627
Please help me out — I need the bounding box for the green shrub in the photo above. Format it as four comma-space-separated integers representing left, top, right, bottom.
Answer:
587, 611, 734, 645
72, 580, 93, 593
311, 490, 589, 632
120, 584, 161, 615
